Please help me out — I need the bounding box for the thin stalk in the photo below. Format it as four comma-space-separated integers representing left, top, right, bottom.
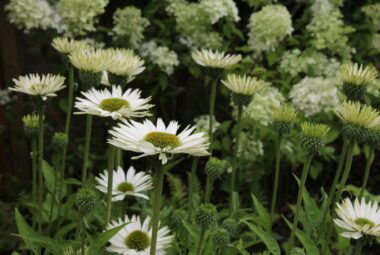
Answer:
150, 166, 165, 255
316, 139, 348, 241
187, 157, 199, 221
115, 148, 122, 168
31, 138, 37, 230
105, 145, 115, 225
269, 134, 282, 232
196, 227, 206, 255
230, 105, 243, 210
209, 79, 217, 154
47, 160, 59, 232
354, 240, 363, 255
287, 153, 313, 255
37, 106, 45, 236
204, 177, 213, 203
359, 146, 375, 197
81, 219, 85, 255
56, 152, 66, 228
81, 115, 93, 185
65, 65, 74, 134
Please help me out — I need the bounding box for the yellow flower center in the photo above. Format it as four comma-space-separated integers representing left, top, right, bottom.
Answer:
125, 230, 150, 251
117, 182, 134, 193
144, 132, 181, 149
99, 98, 130, 112
354, 217, 375, 228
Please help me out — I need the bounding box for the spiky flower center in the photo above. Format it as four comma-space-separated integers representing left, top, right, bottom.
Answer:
125, 230, 150, 251
117, 182, 134, 193
354, 217, 375, 228
144, 132, 181, 149
99, 98, 130, 112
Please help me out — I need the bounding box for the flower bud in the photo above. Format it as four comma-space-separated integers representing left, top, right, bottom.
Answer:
195, 203, 217, 229
205, 157, 225, 180
22, 114, 39, 138
169, 209, 186, 229
222, 218, 238, 236
75, 188, 97, 214
52, 132, 68, 151
300, 122, 330, 155
78, 71, 102, 87
213, 227, 230, 247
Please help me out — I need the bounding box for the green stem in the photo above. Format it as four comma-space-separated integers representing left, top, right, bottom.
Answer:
359, 146, 375, 197
196, 227, 206, 255
209, 79, 217, 154
187, 157, 199, 222
65, 64, 74, 134
150, 166, 165, 255
287, 153, 313, 255
37, 106, 45, 236
354, 240, 363, 255
81, 115, 93, 185
81, 219, 85, 255
47, 159, 59, 233
269, 134, 282, 232
31, 138, 37, 230
115, 148, 122, 168
105, 145, 115, 225
230, 105, 243, 210
204, 176, 214, 203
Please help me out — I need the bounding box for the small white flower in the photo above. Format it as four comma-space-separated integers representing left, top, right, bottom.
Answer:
107, 48, 145, 82
107, 215, 173, 254
222, 74, 264, 96
96, 166, 152, 201
108, 118, 210, 164
191, 49, 241, 69
334, 197, 380, 239
10, 73, 65, 100
69, 48, 111, 73
52, 37, 90, 54
74, 85, 153, 120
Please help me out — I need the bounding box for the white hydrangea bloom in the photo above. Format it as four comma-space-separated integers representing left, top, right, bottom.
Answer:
199, 0, 240, 24
362, 4, 380, 29
57, 0, 108, 37
234, 85, 285, 126
112, 6, 150, 48
5, 0, 62, 32
193, 115, 220, 133
371, 34, 380, 53
247, 5, 293, 53
139, 41, 180, 75
0, 89, 13, 106
367, 79, 380, 98
238, 131, 264, 160
290, 76, 341, 117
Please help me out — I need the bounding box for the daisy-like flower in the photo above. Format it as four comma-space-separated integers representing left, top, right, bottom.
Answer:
69, 48, 111, 73
74, 85, 153, 120
270, 105, 298, 135
51, 37, 90, 55
336, 101, 380, 129
334, 197, 380, 239
300, 122, 330, 154
222, 74, 265, 96
340, 63, 378, 86
107, 48, 145, 84
10, 73, 65, 100
191, 49, 242, 69
107, 215, 174, 254
108, 118, 210, 164
96, 166, 152, 201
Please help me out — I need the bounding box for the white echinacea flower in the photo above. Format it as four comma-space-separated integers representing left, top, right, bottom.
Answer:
334, 197, 380, 239
106, 215, 173, 254
108, 118, 210, 164
52, 37, 90, 55
222, 74, 265, 96
191, 49, 241, 69
107, 48, 145, 83
10, 73, 65, 100
96, 166, 152, 201
69, 48, 111, 73
74, 85, 153, 120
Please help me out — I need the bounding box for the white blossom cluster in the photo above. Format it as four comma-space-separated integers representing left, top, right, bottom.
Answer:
280, 49, 340, 77
112, 6, 150, 49
307, 0, 353, 57
139, 41, 180, 75
247, 5, 293, 53
0, 89, 13, 106
362, 4, 380, 29
199, 0, 240, 24
237, 131, 264, 160
5, 0, 62, 33
193, 115, 220, 134
289, 76, 341, 117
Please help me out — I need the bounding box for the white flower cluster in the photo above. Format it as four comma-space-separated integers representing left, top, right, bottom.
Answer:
238, 131, 264, 160
289, 76, 341, 117
307, 0, 353, 57
193, 115, 220, 134
244, 0, 277, 7
235, 86, 285, 126
0, 89, 13, 106
112, 6, 150, 49
57, 0, 108, 37
247, 5, 293, 53
5, 0, 62, 32
199, 0, 240, 24
280, 49, 340, 77
362, 4, 380, 29
139, 41, 180, 75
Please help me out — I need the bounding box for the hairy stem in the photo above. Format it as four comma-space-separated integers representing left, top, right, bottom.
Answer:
269, 134, 282, 232
81, 115, 93, 185
105, 145, 115, 225
359, 146, 375, 197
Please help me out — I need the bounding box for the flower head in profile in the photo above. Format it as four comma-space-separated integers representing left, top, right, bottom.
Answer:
107, 215, 173, 254
191, 49, 241, 69
74, 85, 153, 120
10, 73, 65, 100
336, 101, 380, 128
96, 166, 152, 201
108, 118, 210, 164
334, 197, 380, 239
52, 37, 90, 55
300, 122, 330, 154
222, 74, 264, 96
270, 105, 298, 135
340, 63, 378, 87
107, 48, 145, 84
69, 48, 111, 73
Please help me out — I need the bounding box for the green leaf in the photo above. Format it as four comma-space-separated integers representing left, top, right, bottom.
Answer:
241, 220, 280, 255
42, 160, 56, 193
251, 195, 270, 230
183, 220, 200, 239
162, 157, 184, 172
231, 192, 240, 214
283, 217, 320, 255
89, 223, 127, 252
14, 208, 38, 253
